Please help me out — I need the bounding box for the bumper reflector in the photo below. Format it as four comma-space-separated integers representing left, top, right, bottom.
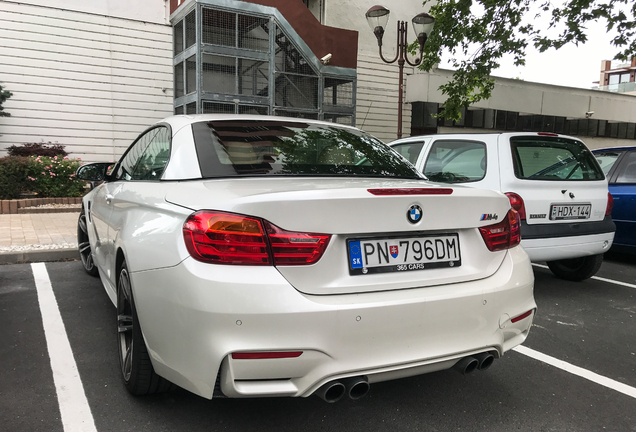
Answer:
511, 309, 534, 323
231, 351, 303, 360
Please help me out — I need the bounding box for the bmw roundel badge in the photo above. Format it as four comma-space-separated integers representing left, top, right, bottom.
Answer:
407, 204, 423, 224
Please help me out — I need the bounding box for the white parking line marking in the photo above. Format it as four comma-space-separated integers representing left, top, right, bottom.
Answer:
532, 263, 636, 290
32, 263, 97, 432
514, 345, 636, 399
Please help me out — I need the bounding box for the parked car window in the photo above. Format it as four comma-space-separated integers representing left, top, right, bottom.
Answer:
423, 140, 486, 183
191, 120, 423, 179
510, 136, 604, 181
594, 151, 621, 175
392, 142, 424, 165
114, 128, 160, 181
616, 152, 636, 184
131, 127, 171, 180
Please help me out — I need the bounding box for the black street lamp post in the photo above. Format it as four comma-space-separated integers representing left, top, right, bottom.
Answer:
365, 5, 435, 139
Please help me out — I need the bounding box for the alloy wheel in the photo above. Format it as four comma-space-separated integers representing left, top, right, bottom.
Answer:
77, 211, 98, 276
117, 267, 134, 382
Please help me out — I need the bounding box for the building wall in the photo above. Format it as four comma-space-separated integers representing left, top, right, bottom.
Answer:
323, 0, 426, 142
409, 68, 636, 147
0, 1, 174, 162
355, 54, 412, 143
409, 68, 636, 123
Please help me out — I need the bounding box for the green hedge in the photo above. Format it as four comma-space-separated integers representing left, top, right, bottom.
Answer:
0, 155, 87, 200
0, 156, 30, 199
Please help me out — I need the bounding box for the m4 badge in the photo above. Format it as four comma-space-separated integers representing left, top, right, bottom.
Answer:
480, 213, 499, 221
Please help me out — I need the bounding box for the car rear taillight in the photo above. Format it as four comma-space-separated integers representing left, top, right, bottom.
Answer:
264, 222, 331, 265
183, 211, 331, 266
183, 211, 270, 265
479, 209, 521, 252
505, 192, 526, 220
606, 192, 614, 216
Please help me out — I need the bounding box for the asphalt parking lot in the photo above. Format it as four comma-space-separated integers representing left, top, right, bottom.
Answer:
1, 254, 635, 432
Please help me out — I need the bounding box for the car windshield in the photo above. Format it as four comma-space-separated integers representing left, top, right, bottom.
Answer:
191, 120, 423, 179
510, 136, 604, 181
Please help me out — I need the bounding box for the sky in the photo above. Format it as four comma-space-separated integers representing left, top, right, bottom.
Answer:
439, 5, 626, 90
490, 20, 622, 89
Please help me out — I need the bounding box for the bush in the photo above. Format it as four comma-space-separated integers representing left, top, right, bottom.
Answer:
0, 156, 31, 199
7, 142, 68, 157
26, 155, 86, 197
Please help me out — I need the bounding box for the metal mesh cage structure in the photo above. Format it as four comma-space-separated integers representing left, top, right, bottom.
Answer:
172, 1, 356, 122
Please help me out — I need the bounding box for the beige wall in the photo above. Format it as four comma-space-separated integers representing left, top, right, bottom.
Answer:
8, 0, 170, 25
355, 54, 413, 143
324, 0, 428, 141
0, 1, 174, 162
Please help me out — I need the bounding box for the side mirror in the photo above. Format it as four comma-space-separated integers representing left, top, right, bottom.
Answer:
76, 162, 115, 182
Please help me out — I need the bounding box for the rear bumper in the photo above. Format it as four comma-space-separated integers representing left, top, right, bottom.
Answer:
520, 216, 615, 261
521, 216, 615, 240
521, 232, 614, 262
130, 246, 535, 400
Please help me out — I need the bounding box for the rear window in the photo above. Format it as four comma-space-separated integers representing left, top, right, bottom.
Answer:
392, 141, 424, 165
191, 120, 422, 179
593, 151, 621, 175
510, 136, 604, 181
423, 140, 486, 183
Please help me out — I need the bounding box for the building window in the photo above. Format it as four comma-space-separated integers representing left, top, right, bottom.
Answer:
185, 10, 196, 49
174, 20, 184, 55
324, 78, 353, 107
302, 0, 324, 23
174, 61, 184, 98
186, 56, 197, 94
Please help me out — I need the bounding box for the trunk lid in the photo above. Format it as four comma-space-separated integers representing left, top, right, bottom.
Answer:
166, 177, 513, 294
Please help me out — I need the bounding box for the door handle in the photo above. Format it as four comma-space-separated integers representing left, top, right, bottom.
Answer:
105, 194, 114, 204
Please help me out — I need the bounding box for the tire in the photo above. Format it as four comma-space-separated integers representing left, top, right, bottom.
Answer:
117, 262, 172, 395
546, 254, 604, 281
77, 208, 98, 277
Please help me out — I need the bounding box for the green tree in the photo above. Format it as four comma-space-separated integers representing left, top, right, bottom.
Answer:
0, 84, 12, 117
418, 0, 636, 121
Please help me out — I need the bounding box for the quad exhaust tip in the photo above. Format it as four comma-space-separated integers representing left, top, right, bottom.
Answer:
314, 381, 346, 403
315, 353, 495, 402
453, 352, 496, 375
315, 376, 370, 403
474, 352, 495, 371
342, 376, 370, 400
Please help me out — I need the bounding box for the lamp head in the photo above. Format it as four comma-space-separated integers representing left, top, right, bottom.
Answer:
412, 13, 435, 50
365, 5, 390, 45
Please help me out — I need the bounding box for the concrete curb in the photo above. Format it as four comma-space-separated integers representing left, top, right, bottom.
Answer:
0, 248, 79, 265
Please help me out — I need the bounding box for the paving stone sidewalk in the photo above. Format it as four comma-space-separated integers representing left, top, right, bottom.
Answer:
0, 212, 79, 264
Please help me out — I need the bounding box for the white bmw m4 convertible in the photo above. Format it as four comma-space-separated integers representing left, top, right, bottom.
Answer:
76, 115, 535, 402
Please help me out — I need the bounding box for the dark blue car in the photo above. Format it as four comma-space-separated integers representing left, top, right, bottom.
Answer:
593, 147, 636, 253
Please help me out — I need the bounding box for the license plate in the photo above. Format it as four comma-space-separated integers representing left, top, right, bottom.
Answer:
347, 233, 461, 275
550, 203, 591, 220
